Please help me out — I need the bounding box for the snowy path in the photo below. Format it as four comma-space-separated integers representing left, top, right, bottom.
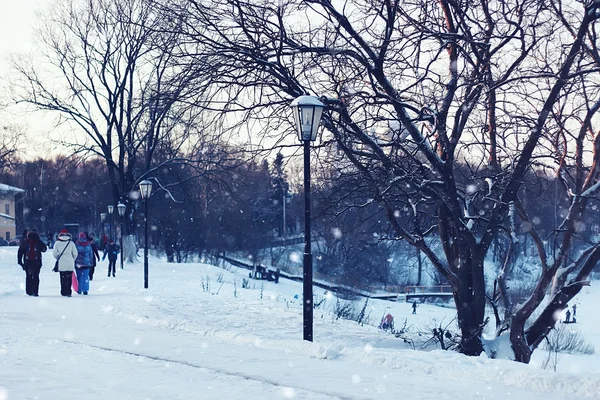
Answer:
1, 293, 542, 400
0, 248, 596, 399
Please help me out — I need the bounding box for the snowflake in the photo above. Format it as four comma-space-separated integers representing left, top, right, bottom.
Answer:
332, 227, 342, 239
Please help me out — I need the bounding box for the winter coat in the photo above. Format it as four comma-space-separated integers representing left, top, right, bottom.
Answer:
17, 231, 48, 268
103, 243, 120, 261
52, 233, 78, 272
90, 242, 100, 267
75, 239, 94, 268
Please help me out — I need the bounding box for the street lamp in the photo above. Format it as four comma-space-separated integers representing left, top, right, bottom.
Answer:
139, 180, 153, 289
117, 202, 126, 270
100, 213, 106, 239
107, 205, 114, 240
290, 95, 324, 342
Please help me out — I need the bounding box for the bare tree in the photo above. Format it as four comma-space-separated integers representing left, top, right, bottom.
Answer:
8, 0, 217, 233
162, 0, 600, 361
0, 124, 20, 171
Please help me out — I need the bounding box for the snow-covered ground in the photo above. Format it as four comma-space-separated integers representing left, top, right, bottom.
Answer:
0, 246, 599, 400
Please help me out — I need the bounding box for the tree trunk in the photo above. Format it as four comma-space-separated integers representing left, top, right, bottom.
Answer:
416, 247, 422, 286
454, 290, 484, 356
510, 325, 531, 363
453, 251, 486, 356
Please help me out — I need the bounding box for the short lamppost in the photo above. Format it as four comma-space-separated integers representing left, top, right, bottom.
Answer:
107, 205, 114, 240
290, 95, 324, 342
100, 213, 107, 238
139, 180, 153, 289
117, 202, 126, 270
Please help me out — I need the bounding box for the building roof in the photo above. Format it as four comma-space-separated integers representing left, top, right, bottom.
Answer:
0, 213, 15, 220
0, 184, 25, 194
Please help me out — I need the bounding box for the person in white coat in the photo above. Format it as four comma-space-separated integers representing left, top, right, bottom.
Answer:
52, 229, 79, 297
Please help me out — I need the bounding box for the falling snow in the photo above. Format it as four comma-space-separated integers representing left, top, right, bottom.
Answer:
466, 184, 478, 194
331, 227, 342, 239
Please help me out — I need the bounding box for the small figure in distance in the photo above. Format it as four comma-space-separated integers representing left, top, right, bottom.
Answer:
379, 313, 394, 331
103, 239, 120, 277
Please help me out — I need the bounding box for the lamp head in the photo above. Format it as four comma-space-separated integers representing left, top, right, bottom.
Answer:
290, 95, 324, 142
139, 180, 153, 199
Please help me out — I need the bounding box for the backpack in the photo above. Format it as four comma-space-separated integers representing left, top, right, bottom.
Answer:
26, 241, 41, 261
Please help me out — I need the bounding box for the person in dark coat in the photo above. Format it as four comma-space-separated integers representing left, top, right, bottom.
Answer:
46, 231, 54, 249
87, 233, 100, 281
412, 301, 418, 314
17, 229, 48, 296
75, 232, 93, 295
103, 239, 120, 277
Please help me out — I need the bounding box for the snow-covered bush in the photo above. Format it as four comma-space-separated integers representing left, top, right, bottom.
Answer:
542, 324, 595, 355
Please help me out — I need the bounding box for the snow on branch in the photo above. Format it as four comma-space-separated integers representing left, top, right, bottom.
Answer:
580, 180, 600, 197
508, 201, 519, 243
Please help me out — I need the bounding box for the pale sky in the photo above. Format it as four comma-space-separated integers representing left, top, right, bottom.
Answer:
0, 0, 63, 157
0, 0, 41, 76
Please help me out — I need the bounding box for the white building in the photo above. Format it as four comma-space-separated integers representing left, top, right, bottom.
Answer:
0, 183, 25, 240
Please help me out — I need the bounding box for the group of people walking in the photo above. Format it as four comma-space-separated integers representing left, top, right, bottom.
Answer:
17, 229, 120, 297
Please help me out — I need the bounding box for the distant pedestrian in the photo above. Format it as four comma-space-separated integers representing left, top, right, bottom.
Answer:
565, 309, 571, 323
52, 230, 78, 297
75, 232, 93, 295
379, 313, 394, 330
100, 233, 108, 251
87, 233, 100, 281
17, 229, 47, 297
572, 304, 577, 317
412, 301, 418, 314
103, 239, 120, 277
274, 268, 280, 284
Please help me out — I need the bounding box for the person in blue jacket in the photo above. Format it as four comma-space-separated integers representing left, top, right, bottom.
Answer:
103, 239, 120, 277
75, 232, 93, 295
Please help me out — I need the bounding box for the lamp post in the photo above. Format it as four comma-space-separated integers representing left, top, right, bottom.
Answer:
117, 202, 126, 270
139, 180, 153, 289
107, 205, 114, 240
100, 213, 106, 238
290, 95, 324, 342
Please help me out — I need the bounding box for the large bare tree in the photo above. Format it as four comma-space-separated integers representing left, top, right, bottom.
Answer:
161, 0, 600, 362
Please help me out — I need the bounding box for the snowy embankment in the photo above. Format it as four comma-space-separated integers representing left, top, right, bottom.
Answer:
0, 246, 598, 399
